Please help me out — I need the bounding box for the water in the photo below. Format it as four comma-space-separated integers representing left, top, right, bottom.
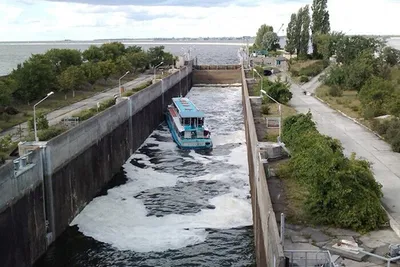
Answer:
35, 86, 255, 267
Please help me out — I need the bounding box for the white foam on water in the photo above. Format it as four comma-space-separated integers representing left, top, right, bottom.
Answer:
212, 130, 246, 146
71, 87, 252, 253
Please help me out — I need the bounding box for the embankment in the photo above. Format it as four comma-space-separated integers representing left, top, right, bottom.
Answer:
0, 64, 193, 267
193, 65, 242, 85
241, 66, 285, 266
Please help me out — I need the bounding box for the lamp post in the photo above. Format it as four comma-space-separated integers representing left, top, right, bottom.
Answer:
253, 69, 263, 96
153, 61, 164, 83
34, 91, 54, 142
119, 71, 130, 97
261, 89, 282, 142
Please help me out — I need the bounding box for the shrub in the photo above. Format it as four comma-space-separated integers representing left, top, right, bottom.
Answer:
133, 80, 152, 92
261, 104, 270, 115
328, 86, 343, 97
73, 108, 97, 121
298, 60, 328, 77
299, 75, 309, 83
28, 112, 49, 131
38, 126, 67, 141
281, 112, 387, 231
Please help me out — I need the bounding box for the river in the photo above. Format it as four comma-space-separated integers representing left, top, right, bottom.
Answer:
34, 86, 256, 267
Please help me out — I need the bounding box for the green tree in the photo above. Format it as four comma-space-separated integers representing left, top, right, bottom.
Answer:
335, 36, 383, 65
299, 5, 311, 57
58, 65, 86, 99
44, 48, 82, 74
147, 46, 174, 67
0, 78, 16, 108
100, 42, 126, 61
344, 49, 377, 91
285, 13, 297, 55
311, 0, 330, 58
98, 60, 116, 81
358, 76, 395, 118
11, 54, 56, 103
115, 56, 132, 75
82, 45, 104, 62
314, 31, 343, 60
382, 47, 400, 66
254, 24, 280, 51
80, 62, 102, 86
127, 51, 149, 72
255, 24, 273, 49
294, 7, 304, 57
125, 45, 142, 54
262, 76, 293, 104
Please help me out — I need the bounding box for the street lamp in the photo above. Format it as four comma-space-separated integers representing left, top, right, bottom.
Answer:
153, 61, 164, 83
253, 68, 263, 96
33, 91, 54, 142
261, 89, 282, 142
119, 71, 130, 97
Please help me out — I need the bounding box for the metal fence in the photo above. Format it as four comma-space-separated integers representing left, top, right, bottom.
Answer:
284, 250, 336, 267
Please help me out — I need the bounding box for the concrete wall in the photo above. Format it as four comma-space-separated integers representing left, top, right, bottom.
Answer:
193, 64, 241, 84
2, 63, 193, 267
241, 66, 285, 267
0, 150, 47, 267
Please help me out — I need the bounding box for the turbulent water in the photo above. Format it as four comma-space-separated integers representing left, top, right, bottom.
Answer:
35, 86, 256, 267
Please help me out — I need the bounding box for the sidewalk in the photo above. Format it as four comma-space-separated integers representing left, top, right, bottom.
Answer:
286, 73, 400, 237
1, 74, 153, 141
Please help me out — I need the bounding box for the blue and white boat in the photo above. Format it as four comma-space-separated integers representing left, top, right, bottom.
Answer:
165, 97, 213, 151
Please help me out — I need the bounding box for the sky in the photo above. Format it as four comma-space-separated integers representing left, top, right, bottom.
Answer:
0, 0, 399, 41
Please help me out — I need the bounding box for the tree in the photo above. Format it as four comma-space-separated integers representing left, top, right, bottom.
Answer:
382, 47, 400, 66
82, 45, 104, 62
127, 51, 149, 72
299, 5, 311, 57
58, 66, 86, 99
285, 13, 297, 55
11, 54, 56, 103
358, 76, 395, 118
100, 42, 126, 61
0, 78, 16, 108
314, 31, 343, 60
294, 7, 304, 57
44, 48, 82, 74
254, 24, 273, 49
125, 45, 142, 54
335, 36, 383, 65
262, 31, 280, 51
115, 56, 132, 75
98, 60, 116, 81
80, 62, 102, 86
147, 46, 174, 67
311, 0, 330, 58
344, 49, 377, 91
263, 76, 293, 104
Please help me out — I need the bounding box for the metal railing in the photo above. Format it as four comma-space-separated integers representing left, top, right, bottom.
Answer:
284, 250, 336, 267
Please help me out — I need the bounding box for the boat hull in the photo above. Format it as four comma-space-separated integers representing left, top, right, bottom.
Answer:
165, 112, 213, 151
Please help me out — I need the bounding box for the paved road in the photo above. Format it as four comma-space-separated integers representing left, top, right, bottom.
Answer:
282, 72, 400, 225
1, 74, 153, 141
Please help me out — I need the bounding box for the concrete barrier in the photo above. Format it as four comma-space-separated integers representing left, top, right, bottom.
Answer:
1, 62, 193, 267
241, 66, 285, 267
193, 64, 242, 84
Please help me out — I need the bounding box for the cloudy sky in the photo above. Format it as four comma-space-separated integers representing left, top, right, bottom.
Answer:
0, 0, 399, 41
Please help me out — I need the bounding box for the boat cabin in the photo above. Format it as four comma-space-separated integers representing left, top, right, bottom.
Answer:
171, 97, 210, 139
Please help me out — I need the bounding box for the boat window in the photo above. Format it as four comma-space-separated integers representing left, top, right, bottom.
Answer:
184, 118, 190, 125
198, 118, 204, 126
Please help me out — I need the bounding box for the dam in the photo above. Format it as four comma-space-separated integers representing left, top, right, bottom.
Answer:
1, 61, 285, 267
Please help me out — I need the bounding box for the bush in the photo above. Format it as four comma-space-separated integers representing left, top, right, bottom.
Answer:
299, 75, 309, 83
38, 126, 66, 141
261, 104, 270, 115
298, 60, 328, 77
328, 86, 343, 97
133, 80, 152, 92
73, 108, 97, 121
281, 112, 388, 231
99, 98, 116, 111
28, 112, 49, 131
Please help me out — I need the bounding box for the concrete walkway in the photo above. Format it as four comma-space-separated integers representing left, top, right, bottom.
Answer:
1, 74, 153, 141
283, 73, 400, 236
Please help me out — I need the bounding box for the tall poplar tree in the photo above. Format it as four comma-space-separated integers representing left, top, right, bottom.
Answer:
285, 13, 297, 55
311, 0, 330, 58
299, 6, 311, 57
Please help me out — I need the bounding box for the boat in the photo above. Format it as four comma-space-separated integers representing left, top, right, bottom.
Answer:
165, 97, 213, 151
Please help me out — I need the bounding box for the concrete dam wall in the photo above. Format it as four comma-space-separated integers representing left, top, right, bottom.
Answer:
192, 64, 242, 85
240, 67, 285, 267
0, 64, 193, 267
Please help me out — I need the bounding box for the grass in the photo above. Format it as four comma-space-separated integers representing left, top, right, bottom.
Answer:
315, 85, 371, 126
275, 162, 310, 224
263, 103, 297, 142
0, 73, 139, 132
290, 59, 321, 72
